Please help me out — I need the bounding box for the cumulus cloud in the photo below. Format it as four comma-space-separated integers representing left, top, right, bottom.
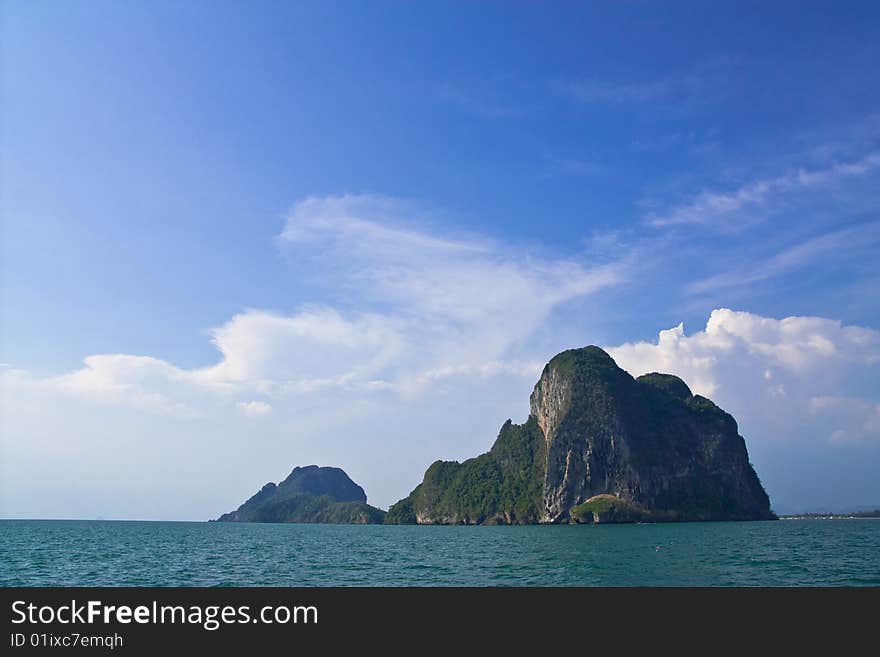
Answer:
607, 308, 880, 445
21, 308, 403, 416
191, 307, 404, 393
43, 355, 196, 415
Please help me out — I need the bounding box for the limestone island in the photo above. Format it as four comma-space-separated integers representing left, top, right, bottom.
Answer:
385, 346, 775, 524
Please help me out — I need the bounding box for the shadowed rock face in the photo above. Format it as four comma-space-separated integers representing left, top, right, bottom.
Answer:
387, 346, 774, 524
216, 465, 385, 524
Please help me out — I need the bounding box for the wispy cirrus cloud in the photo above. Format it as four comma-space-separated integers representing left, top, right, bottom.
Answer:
279, 194, 488, 255
559, 76, 685, 104
688, 221, 880, 294
540, 153, 603, 178
630, 130, 720, 156
555, 59, 732, 107
647, 151, 880, 228
280, 195, 623, 343
434, 82, 533, 119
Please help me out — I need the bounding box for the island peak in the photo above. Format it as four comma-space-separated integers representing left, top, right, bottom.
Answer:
216, 465, 384, 524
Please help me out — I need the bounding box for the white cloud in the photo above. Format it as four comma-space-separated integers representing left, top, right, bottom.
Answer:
280, 194, 620, 325
280, 194, 487, 256
237, 400, 272, 417
24, 308, 403, 415
43, 355, 196, 415
607, 308, 880, 445
688, 221, 880, 294
647, 152, 880, 228
808, 396, 880, 444
278, 194, 624, 388
415, 359, 545, 385
191, 307, 404, 392
19, 195, 623, 414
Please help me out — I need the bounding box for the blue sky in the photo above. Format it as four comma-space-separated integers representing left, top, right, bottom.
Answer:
2, 2, 879, 518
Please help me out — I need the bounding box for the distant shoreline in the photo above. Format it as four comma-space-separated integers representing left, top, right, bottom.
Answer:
779, 510, 880, 520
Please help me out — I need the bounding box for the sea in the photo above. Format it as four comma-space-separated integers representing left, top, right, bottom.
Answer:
2, 519, 878, 586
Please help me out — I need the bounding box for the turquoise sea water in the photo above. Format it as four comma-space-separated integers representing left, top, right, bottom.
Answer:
1, 519, 878, 586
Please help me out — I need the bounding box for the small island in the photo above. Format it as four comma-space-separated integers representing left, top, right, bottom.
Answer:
215, 465, 385, 524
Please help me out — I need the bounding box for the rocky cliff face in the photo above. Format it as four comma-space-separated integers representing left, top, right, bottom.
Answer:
386, 346, 774, 524
216, 465, 385, 524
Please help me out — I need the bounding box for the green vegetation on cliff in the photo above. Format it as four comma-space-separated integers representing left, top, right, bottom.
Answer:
571, 494, 622, 516
385, 416, 546, 524
571, 495, 650, 523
